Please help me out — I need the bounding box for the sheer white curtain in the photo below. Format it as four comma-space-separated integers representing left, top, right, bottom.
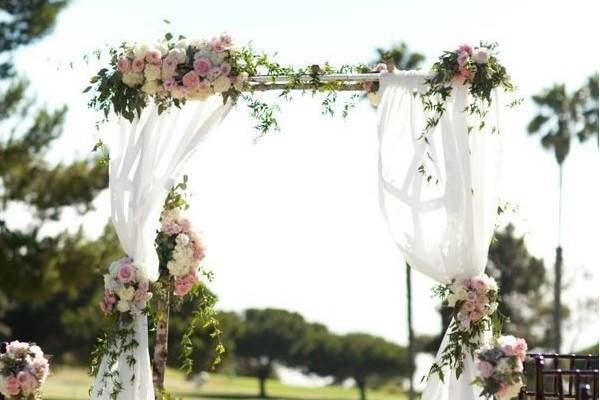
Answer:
376, 71, 503, 399
91, 97, 231, 400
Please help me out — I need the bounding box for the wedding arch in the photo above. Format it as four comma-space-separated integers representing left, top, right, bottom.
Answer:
84, 33, 521, 400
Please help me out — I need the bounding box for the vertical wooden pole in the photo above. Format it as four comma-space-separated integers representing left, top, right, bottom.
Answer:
153, 279, 171, 397
406, 263, 415, 400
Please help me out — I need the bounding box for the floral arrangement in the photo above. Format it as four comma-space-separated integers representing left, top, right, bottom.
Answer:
100, 256, 153, 315
159, 207, 205, 297
0, 341, 49, 399
428, 274, 502, 380
361, 62, 388, 106
473, 335, 528, 399
87, 33, 249, 121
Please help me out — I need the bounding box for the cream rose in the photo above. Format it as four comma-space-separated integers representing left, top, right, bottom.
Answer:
142, 80, 160, 95
122, 72, 144, 87
212, 75, 231, 93
117, 286, 135, 301
367, 92, 380, 106
144, 64, 161, 81
116, 300, 130, 313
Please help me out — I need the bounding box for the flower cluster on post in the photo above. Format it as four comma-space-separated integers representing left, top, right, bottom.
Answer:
159, 207, 206, 297
361, 63, 388, 106
428, 274, 502, 380
0, 341, 49, 399
101, 257, 152, 315
473, 335, 528, 400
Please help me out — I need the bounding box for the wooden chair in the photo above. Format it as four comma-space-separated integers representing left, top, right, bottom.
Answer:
519, 353, 599, 400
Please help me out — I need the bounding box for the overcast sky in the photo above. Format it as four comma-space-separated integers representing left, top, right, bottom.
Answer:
8, 0, 599, 354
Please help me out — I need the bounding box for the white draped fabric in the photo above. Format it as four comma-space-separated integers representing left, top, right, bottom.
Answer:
376, 71, 503, 399
91, 97, 231, 400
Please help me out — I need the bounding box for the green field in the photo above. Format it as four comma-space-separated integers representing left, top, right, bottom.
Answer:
42, 367, 407, 400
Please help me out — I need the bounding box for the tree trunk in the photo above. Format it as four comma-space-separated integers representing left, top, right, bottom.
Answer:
406, 263, 415, 400
357, 380, 367, 400
153, 279, 171, 395
259, 372, 267, 398
553, 165, 563, 353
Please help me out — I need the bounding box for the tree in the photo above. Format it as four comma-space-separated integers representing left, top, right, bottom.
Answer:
0, 0, 120, 358
487, 224, 567, 349
235, 308, 308, 398
299, 332, 408, 400
369, 43, 425, 400
527, 75, 598, 351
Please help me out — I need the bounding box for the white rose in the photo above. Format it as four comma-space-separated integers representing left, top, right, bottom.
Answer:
487, 302, 498, 315
209, 52, 225, 65
135, 266, 147, 282
472, 48, 489, 64
176, 233, 190, 246
116, 300, 130, 313
212, 75, 231, 93
169, 48, 187, 64
144, 64, 161, 81
155, 41, 169, 56
122, 72, 144, 87
175, 38, 189, 49
454, 286, 468, 301
142, 80, 160, 95
134, 43, 150, 59
117, 286, 135, 301
367, 92, 380, 106
446, 293, 458, 307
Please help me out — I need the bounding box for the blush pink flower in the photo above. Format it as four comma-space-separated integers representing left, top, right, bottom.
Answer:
211, 37, 225, 52
192, 240, 205, 261
208, 66, 221, 80
174, 279, 193, 297
162, 79, 176, 92
179, 219, 192, 233
131, 57, 145, 73
117, 264, 134, 283
374, 63, 388, 72
471, 276, 487, 294
514, 338, 528, 361
162, 54, 178, 72
457, 43, 473, 55
219, 62, 232, 76
362, 81, 373, 92
182, 71, 200, 89
472, 48, 489, 64
463, 301, 475, 312
220, 34, 233, 49
496, 382, 508, 398
477, 360, 495, 378
469, 310, 483, 321
145, 49, 162, 65
117, 57, 131, 73
5, 376, 21, 396
193, 57, 212, 77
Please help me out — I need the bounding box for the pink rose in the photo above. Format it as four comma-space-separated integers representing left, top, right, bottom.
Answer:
179, 219, 191, 233
174, 279, 193, 297
131, 57, 145, 73
469, 310, 483, 321
457, 43, 473, 55
117, 264, 134, 283
162, 55, 178, 72
31, 357, 49, 381
100, 296, 113, 314
192, 240, 205, 261
220, 34, 233, 48
470, 277, 487, 294
145, 50, 162, 65
5, 376, 21, 396
17, 371, 38, 395
117, 57, 131, 73
193, 57, 212, 77
163, 79, 176, 92
374, 63, 388, 72
219, 62, 232, 76
183, 271, 199, 284
182, 71, 200, 89
211, 37, 225, 52
514, 338, 528, 361
463, 301, 475, 312
134, 287, 148, 302
477, 360, 495, 378
472, 48, 489, 64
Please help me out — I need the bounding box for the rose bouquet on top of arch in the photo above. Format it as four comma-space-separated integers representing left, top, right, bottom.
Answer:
427, 274, 504, 382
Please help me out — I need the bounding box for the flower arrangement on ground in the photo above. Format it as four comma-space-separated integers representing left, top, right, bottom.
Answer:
0, 341, 50, 399
473, 335, 528, 399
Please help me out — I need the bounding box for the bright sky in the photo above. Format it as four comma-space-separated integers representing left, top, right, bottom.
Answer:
9, 0, 599, 356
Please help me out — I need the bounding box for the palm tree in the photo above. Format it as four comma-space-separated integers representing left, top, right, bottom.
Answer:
370, 43, 425, 400
527, 74, 599, 352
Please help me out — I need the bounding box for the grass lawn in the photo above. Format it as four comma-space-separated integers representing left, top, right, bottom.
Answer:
42, 367, 407, 400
